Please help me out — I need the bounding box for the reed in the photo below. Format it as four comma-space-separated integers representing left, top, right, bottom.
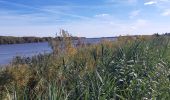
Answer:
0, 34, 170, 99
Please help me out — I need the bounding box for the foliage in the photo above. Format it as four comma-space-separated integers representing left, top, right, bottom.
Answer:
0, 33, 170, 99
0, 36, 52, 45
0, 33, 83, 45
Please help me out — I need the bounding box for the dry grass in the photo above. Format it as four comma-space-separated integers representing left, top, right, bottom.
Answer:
0, 32, 170, 99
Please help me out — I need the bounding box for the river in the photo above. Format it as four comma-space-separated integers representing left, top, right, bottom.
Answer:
0, 37, 116, 65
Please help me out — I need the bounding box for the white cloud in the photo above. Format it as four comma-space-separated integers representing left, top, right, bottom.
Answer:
1, 12, 146, 37
95, 14, 110, 17
0, 0, 91, 20
129, 10, 140, 19
0, 26, 57, 37
125, 19, 150, 34
1, 0, 170, 37
161, 9, 170, 16
144, 0, 170, 6
144, 0, 170, 17
0, 10, 63, 26
58, 18, 154, 37
144, 1, 157, 5
106, 0, 137, 4
127, 0, 138, 3
159, 0, 170, 2
94, 14, 113, 21
0, 14, 169, 37
132, 19, 149, 29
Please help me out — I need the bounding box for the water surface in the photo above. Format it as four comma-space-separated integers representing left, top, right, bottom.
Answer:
0, 38, 116, 65
0, 42, 52, 65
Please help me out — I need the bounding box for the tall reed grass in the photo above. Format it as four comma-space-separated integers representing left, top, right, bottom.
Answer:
0, 32, 170, 99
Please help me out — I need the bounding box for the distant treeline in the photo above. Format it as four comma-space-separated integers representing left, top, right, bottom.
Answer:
163, 33, 170, 36
153, 32, 170, 36
0, 36, 52, 45
1, 32, 170, 45
0, 36, 85, 45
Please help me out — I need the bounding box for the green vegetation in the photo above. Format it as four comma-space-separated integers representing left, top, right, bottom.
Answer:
0, 36, 52, 44
0, 33, 83, 45
0, 31, 170, 99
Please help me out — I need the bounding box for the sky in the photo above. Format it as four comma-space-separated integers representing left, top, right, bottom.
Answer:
0, 0, 170, 37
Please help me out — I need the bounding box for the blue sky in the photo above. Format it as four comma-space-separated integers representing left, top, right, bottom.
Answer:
0, 0, 170, 37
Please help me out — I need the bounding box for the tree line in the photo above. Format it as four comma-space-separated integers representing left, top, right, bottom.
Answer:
0, 36, 52, 45
0, 35, 84, 45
